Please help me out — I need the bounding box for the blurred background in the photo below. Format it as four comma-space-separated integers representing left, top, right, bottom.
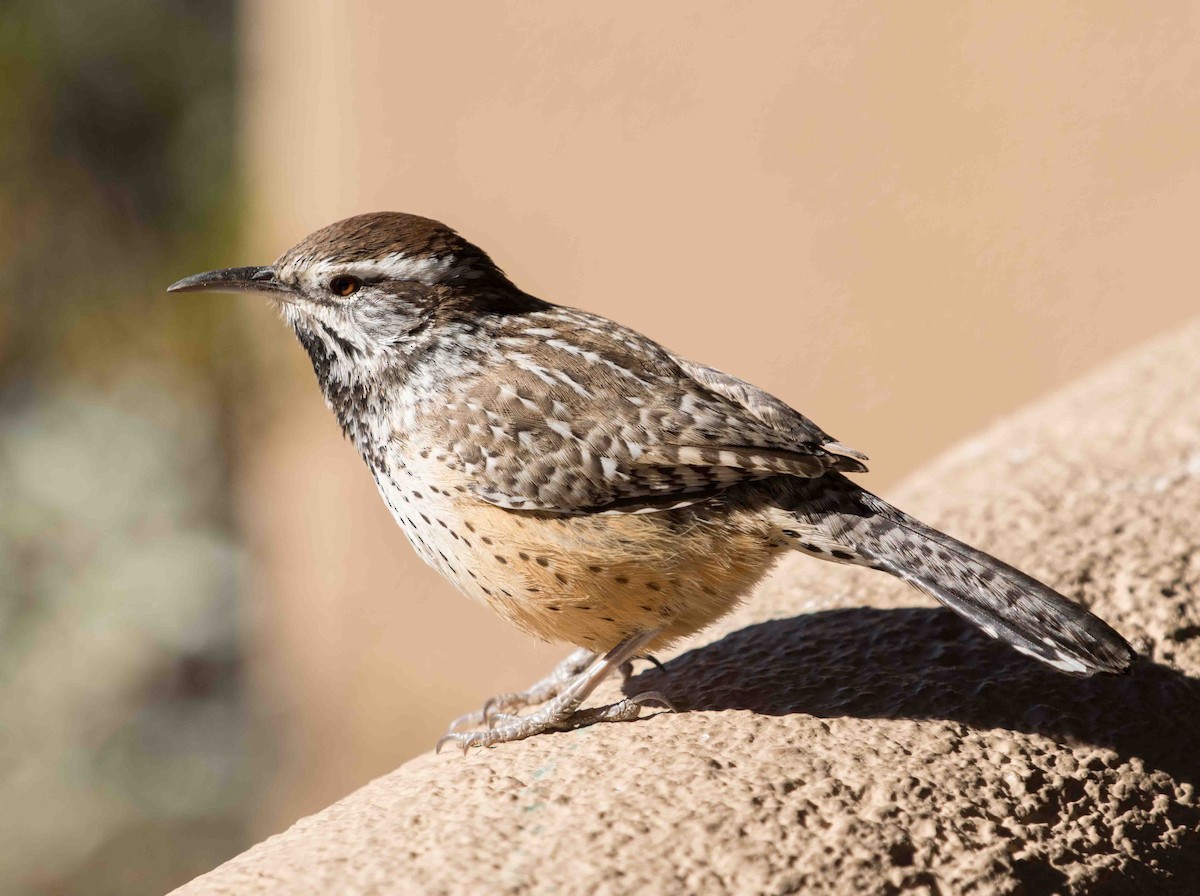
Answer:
1, 2, 1197, 893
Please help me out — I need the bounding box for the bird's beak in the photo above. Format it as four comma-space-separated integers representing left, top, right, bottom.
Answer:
167, 265, 293, 298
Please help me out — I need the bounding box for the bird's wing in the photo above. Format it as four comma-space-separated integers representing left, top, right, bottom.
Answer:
667, 354, 869, 471
445, 310, 867, 515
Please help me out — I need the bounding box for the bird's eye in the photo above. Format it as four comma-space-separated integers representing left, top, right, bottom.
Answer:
329, 275, 362, 297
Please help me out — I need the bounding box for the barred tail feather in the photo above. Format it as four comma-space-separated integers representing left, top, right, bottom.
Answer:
874, 515, 1134, 675
780, 476, 1136, 676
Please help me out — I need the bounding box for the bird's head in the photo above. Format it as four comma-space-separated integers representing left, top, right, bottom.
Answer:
168, 212, 519, 378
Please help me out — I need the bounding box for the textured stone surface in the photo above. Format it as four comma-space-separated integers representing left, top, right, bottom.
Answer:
175, 324, 1200, 895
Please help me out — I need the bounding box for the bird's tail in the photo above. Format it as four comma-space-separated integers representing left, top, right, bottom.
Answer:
774, 475, 1135, 676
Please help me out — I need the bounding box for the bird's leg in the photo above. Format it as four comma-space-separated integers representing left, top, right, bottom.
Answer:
437, 630, 673, 752
445, 646, 596, 732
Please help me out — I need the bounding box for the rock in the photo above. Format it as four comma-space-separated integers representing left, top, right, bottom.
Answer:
174, 324, 1200, 895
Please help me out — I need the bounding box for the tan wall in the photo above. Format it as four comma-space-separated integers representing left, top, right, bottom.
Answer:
238, 1, 1200, 832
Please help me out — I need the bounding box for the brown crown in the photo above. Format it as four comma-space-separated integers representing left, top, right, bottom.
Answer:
276, 212, 499, 275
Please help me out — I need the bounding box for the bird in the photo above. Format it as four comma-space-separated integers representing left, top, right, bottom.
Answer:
169, 212, 1136, 751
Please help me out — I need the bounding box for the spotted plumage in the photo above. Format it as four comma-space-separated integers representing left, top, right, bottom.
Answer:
436, 306, 866, 515
169, 211, 1136, 750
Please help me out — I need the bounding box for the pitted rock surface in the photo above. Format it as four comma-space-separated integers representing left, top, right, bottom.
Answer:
175, 324, 1200, 895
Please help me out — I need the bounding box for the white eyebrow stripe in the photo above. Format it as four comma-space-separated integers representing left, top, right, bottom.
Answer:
309, 252, 458, 285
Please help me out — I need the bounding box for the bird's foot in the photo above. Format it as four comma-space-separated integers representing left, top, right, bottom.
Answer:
445, 647, 596, 732
437, 690, 674, 754
436, 630, 671, 753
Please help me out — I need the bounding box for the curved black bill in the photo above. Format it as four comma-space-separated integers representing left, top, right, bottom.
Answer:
167, 265, 290, 296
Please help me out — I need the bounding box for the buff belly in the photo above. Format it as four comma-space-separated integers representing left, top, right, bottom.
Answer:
374, 467, 786, 652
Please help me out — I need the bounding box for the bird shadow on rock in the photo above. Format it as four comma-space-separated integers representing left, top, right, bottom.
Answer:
626, 606, 1200, 787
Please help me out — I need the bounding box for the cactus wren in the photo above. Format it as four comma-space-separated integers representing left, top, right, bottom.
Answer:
169, 212, 1135, 751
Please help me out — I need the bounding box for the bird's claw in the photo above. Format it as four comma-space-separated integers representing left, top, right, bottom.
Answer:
435, 637, 674, 754
629, 689, 676, 713
481, 695, 509, 724
435, 732, 474, 755
486, 710, 522, 729
619, 654, 669, 682
436, 688, 674, 754
643, 654, 669, 676
446, 708, 485, 732
441, 647, 597, 735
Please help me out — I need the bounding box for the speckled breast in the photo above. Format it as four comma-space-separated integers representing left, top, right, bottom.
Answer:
373, 454, 788, 653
